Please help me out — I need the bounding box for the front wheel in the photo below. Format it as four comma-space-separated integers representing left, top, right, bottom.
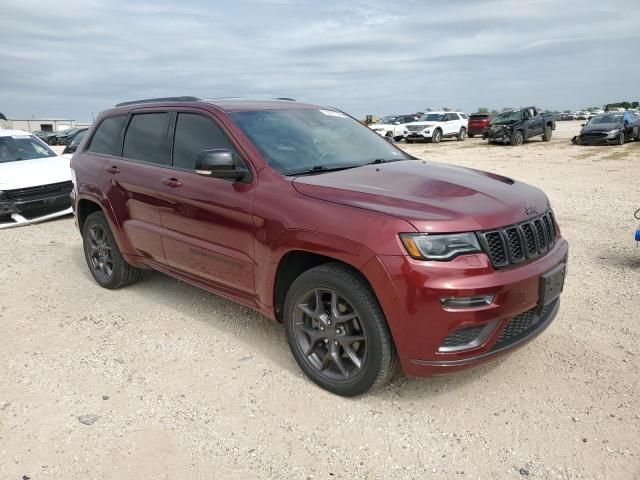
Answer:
510, 130, 524, 146
432, 129, 442, 143
82, 211, 141, 289
457, 127, 467, 141
283, 263, 398, 396
542, 126, 552, 142
618, 133, 625, 145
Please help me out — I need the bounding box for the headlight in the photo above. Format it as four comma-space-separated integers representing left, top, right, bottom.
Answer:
400, 232, 481, 260
607, 128, 620, 136
424, 129, 430, 134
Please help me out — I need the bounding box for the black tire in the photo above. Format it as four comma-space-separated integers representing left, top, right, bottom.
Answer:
283, 263, 398, 396
432, 129, 442, 143
457, 127, 467, 141
510, 130, 524, 146
393, 136, 402, 142
406, 139, 414, 144
618, 133, 625, 145
82, 211, 141, 289
542, 126, 552, 142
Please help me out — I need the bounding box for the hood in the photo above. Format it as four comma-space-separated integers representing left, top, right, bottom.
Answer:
581, 122, 621, 133
292, 160, 549, 232
0, 155, 71, 190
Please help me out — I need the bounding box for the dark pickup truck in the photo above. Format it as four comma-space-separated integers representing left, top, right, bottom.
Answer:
484, 107, 555, 146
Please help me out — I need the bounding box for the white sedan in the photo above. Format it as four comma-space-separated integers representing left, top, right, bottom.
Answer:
0, 129, 73, 229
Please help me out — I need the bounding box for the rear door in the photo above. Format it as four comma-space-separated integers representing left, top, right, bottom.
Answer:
157, 110, 256, 293
527, 108, 543, 136
102, 110, 172, 264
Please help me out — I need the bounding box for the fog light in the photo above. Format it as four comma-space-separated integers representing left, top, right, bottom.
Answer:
440, 295, 495, 309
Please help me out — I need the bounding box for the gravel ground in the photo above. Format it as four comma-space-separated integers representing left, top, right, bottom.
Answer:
1, 122, 639, 479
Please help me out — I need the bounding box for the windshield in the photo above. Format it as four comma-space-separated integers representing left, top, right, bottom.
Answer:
379, 115, 397, 124
70, 130, 87, 146
589, 114, 623, 125
490, 110, 523, 125
230, 109, 409, 175
0, 134, 57, 163
418, 113, 445, 122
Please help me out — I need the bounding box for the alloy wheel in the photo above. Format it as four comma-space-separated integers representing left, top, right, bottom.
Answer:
292, 288, 367, 381
86, 224, 114, 282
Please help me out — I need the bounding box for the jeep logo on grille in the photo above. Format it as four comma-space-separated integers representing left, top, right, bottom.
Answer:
524, 206, 538, 216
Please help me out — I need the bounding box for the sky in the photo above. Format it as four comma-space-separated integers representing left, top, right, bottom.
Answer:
1, 0, 639, 122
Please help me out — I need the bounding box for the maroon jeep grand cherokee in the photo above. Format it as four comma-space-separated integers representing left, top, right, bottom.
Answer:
70, 97, 568, 396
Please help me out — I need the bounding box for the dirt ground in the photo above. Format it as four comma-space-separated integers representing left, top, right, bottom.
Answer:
1, 121, 639, 479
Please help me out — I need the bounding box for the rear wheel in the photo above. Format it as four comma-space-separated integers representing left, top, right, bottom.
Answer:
432, 129, 442, 143
542, 126, 552, 142
510, 130, 524, 146
457, 127, 467, 141
283, 263, 398, 396
82, 211, 141, 289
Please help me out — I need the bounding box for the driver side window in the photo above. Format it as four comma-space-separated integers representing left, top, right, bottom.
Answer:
172, 113, 246, 171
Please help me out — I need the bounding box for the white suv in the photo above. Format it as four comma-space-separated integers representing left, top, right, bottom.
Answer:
369, 114, 418, 141
403, 111, 468, 143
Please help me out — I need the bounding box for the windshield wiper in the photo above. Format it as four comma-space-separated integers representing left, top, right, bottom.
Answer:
366, 158, 404, 164
284, 164, 359, 176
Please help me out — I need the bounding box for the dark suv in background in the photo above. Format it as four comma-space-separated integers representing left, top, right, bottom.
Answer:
70, 97, 567, 396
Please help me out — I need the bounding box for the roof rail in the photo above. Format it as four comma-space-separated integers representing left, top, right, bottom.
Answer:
114, 96, 202, 107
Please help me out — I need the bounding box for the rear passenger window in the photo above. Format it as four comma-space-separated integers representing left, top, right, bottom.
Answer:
123, 113, 170, 165
87, 115, 126, 155
172, 113, 238, 170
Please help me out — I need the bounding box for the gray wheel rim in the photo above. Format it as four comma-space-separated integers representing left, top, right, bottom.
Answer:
515, 131, 523, 145
292, 288, 367, 381
86, 224, 114, 281
460, 128, 466, 140
434, 130, 441, 142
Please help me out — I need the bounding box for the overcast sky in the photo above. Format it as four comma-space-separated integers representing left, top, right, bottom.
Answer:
1, 0, 639, 121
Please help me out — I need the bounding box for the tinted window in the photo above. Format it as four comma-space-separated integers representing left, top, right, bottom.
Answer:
88, 115, 126, 155
470, 114, 489, 120
172, 113, 236, 170
123, 113, 170, 164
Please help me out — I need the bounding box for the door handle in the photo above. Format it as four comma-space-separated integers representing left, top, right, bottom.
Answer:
162, 177, 182, 188
105, 165, 120, 174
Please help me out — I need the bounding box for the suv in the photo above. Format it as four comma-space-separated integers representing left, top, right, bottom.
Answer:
403, 111, 468, 143
467, 113, 493, 138
484, 107, 555, 146
70, 97, 568, 396
368, 114, 419, 141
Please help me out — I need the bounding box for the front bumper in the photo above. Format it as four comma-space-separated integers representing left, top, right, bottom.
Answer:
576, 134, 620, 145
484, 128, 512, 143
0, 181, 74, 229
404, 131, 432, 140
363, 238, 569, 377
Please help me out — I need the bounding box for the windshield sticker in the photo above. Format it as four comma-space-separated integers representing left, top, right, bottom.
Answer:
11, 135, 31, 139
319, 109, 347, 119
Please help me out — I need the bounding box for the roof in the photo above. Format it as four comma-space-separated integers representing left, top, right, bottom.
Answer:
0, 129, 34, 137
109, 96, 324, 113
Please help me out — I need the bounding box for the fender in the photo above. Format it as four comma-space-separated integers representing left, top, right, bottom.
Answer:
255, 228, 379, 310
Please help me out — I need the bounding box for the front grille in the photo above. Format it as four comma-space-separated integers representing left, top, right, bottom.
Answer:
5, 181, 73, 202
407, 125, 426, 132
478, 210, 558, 269
441, 325, 484, 348
581, 131, 607, 139
492, 301, 556, 350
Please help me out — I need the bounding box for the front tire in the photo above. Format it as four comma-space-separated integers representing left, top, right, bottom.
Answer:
432, 129, 442, 143
542, 126, 552, 142
82, 211, 141, 289
510, 130, 524, 146
283, 263, 398, 396
618, 133, 625, 145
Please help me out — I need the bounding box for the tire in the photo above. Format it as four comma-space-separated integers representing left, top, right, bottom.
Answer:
406, 139, 414, 144
432, 129, 442, 143
618, 133, 625, 145
82, 211, 141, 289
510, 130, 524, 146
457, 127, 467, 141
542, 126, 552, 142
468, 133, 475, 138
393, 136, 402, 142
283, 263, 398, 396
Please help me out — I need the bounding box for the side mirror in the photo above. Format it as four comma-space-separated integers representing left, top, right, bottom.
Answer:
195, 149, 246, 180
581, 123, 585, 127
394, 121, 401, 125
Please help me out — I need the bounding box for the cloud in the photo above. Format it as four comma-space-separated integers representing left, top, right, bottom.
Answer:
0, 0, 638, 121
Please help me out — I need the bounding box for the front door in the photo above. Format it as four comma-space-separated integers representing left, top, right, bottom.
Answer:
157, 111, 256, 294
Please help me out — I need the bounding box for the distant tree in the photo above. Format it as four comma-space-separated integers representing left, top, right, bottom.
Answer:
477, 107, 490, 113
632, 101, 639, 108
605, 101, 632, 111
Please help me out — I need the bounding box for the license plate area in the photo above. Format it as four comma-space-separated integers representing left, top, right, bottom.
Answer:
539, 264, 566, 312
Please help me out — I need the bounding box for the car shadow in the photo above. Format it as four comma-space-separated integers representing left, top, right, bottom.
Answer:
71, 245, 514, 397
